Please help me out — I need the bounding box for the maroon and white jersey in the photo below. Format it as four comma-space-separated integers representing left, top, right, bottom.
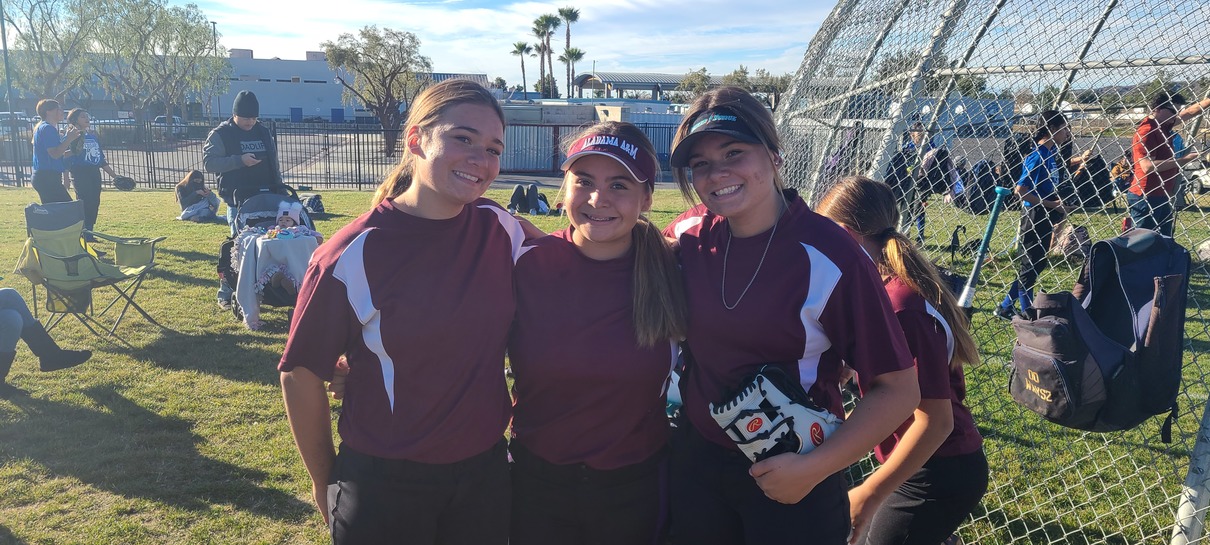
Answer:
664, 191, 914, 450
875, 277, 983, 462
279, 198, 527, 463
509, 228, 677, 470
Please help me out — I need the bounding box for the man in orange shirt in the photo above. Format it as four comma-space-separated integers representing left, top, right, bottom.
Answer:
1129, 93, 1210, 236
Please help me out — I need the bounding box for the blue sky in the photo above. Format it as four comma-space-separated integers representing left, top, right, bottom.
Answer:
192, 0, 833, 89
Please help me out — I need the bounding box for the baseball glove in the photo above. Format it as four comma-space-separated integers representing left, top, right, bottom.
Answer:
709, 366, 842, 463
112, 176, 136, 191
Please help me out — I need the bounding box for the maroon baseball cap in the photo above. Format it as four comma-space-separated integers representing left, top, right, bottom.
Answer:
561, 133, 657, 186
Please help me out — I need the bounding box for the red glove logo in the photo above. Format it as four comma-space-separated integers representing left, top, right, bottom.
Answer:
810, 422, 825, 446
746, 418, 764, 434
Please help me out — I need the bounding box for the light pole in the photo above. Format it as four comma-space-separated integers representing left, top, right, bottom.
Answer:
0, 0, 20, 183
211, 21, 219, 121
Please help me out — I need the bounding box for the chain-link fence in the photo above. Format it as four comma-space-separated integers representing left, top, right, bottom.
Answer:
778, 0, 1210, 543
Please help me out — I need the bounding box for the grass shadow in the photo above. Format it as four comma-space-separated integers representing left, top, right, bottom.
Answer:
0, 385, 310, 522
157, 247, 220, 263
121, 330, 285, 387
0, 525, 28, 545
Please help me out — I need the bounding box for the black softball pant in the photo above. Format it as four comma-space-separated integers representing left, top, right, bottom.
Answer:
510, 443, 666, 545
1017, 205, 1065, 296
859, 449, 989, 545
669, 424, 850, 545
32, 169, 72, 204
327, 440, 510, 545
70, 167, 103, 230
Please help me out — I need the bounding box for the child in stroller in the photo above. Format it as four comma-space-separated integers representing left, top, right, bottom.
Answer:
217, 187, 320, 329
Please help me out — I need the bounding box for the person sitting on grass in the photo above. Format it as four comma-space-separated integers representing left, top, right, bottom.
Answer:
175, 170, 221, 222
0, 288, 91, 398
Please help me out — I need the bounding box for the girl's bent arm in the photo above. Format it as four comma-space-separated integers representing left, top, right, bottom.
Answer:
281, 368, 336, 524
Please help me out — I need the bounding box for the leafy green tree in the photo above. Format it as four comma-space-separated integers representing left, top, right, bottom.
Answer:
492, 77, 507, 90
323, 26, 433, 156
7, 0, 94, 101
558, 7, 579, 98
530, 21, 548, 98
510, 42, 532, 98
751, 69, 792, 111
91, 0, 225, 122
533, 74, 560, 99
722, 65, 751, 90
670, 68, 710, 103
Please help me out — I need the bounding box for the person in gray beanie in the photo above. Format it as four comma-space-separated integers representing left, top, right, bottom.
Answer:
203, 90, 284, 309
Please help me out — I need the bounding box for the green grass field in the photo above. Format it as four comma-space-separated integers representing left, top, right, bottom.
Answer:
0, 186, 1206, 544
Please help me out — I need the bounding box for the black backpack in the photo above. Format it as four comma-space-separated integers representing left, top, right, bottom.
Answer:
1009, 229, 1190, 441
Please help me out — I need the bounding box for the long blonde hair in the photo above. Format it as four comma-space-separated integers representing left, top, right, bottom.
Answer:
371, 80, 505, 207
816, 175, 978, 368
563, 121, 687, 347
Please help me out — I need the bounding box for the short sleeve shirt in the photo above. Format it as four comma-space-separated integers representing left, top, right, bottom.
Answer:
509, 228, 676, 470
70, 133, 107, 169
1017, 144, 1059, 205
1131, 117, 1177, 196
32, 122, 66, 173
279, 198, 526, 463
875, 278, 983, 463
663, 191, 915, 450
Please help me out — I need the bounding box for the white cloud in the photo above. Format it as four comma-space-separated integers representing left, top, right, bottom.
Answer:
195, 0, 833, 89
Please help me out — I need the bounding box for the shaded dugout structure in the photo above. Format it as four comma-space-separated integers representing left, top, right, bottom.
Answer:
777, 0, 1210, 544
573, 72, 726, 99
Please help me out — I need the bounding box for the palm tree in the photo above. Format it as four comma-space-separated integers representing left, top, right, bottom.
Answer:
531, 22, 549, 97
510, 42, 532, 99
537, 14, 561, 96
558, 47, 586, 98
558, 7, 580, 98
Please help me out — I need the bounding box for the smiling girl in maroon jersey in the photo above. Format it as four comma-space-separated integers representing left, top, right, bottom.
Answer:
279, 80, 525, 545
663, 87, 920, 545
817, 176, 987, 545
509, 121, 687, 545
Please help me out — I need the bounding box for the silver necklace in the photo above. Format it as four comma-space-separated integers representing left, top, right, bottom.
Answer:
721, 205, 784, 310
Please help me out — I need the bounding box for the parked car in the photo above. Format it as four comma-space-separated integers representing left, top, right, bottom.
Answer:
152, 115, 187, 137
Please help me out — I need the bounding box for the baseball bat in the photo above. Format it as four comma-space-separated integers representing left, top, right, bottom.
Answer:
958, 186, 1013, 318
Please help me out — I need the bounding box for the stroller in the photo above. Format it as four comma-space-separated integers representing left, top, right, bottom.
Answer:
216, 186, 316, 324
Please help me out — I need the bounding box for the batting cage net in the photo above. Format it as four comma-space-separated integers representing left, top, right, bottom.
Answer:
777, 0, 1210, 543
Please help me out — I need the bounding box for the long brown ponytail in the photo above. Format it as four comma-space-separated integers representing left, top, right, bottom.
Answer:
816, 175, 978, 368
371, 80, 505, 207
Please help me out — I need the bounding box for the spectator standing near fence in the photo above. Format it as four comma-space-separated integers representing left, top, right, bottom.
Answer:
30, 99, 81, 204
884, 122, 930, 245
1129, 93, 1209, 236
64, 109, 123, 239
203, 91, 283, 309
996, 110, 1073, 320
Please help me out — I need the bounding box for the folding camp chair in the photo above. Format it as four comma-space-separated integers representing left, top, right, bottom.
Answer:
13, 201, 167, 344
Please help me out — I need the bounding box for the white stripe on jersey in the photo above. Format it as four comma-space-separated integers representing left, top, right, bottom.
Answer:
332, 229, 397, 413
796, 243, 842, 394
923, 300, 956, 364
478, 203, 534, 263
672, 216, 704, 239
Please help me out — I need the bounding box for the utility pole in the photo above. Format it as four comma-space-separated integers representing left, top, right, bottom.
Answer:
211, 21, 219, 121
0, 0, 21, 184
